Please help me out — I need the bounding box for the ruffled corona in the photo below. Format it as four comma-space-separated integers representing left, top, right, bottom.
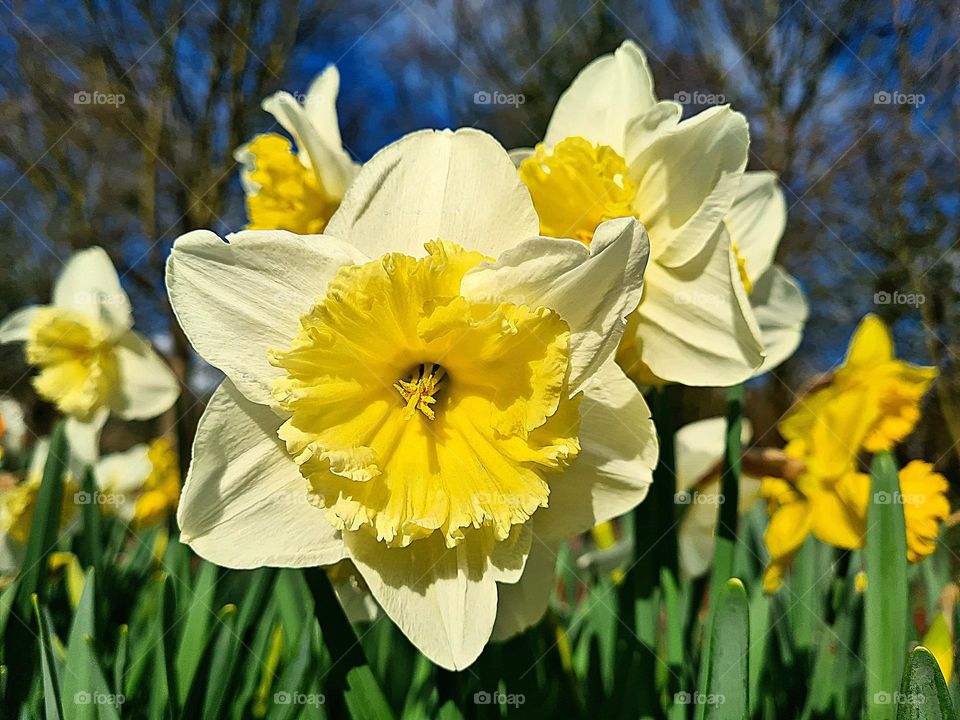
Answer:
244, 134, 339, 234
26, 307, 118, 421
519, 137, 637, 245
269, 240, 581, 549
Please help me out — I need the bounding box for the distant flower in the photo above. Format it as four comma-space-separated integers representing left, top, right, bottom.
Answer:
0, 248, 180, 434
236, 66, 360, 234
168, 128, 657, 669
761, 316, 943, 590
0, 440, 77, 578
94, 437, 181, 528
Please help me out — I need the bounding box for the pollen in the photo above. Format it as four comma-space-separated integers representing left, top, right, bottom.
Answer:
394, 363, 446, 420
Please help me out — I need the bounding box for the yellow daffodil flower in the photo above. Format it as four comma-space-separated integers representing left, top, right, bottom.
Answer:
0, 248, 180, 445
0, 439, 78, 578
235, 66, 360, 234
779, 314, 937, 478
167, 128, 659, 670
512, 40, 807, 385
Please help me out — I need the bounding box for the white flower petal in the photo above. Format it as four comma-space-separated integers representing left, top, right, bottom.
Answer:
0, 396, 27, 452
491, 537, 558, 641
487, 523, 532, 584
64, 410, 107, 471
95, 444, 151, 495
751, 266, 808, 374
111, 332, 180, 421
630, 106, 749, 269
507, 147, 533, 167
345, 530, 497, 671
166, 229, 366, 406
545, 40, 658, 150
679, 475, 762, 579
725, 171, 786, 281
675, 417, 752, 493
262, 84, 357, 199
626, 225, 764, 386
462, 217, 650, 393
53, 246, 132, 339
0, 306, 39, 343
178, 380, 346, 569
304, 66, 349, 161
535, 361, 657, 540
622, 100, 682, 156
326, 128, 539, 260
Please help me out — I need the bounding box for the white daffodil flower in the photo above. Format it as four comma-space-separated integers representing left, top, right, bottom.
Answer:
235, 65, 361, 234
0, 247, 180, 459
675, 417, 760, 579
94, 437, 180, 528
168, 128, 658, 670
514, 39, 806, 385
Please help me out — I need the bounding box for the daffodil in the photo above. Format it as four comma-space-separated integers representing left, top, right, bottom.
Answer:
0, 439, 77, 578
168, 128, 658, 669
760, 439, 867, 592
0, 248, 180, 440
674, 417, 761, 579
779, 314, 937, 477
236, 66, 360, 234
761, 314, 946, 591
94, 437, 181, 527
513, 39, 788, 386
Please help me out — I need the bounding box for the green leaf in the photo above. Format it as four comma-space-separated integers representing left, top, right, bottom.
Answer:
866, 451, 909, 720
149, 574, 178, 720
32, 597, 64, 720
174, 561, 217, 705
77, 467, 102, 579
61, 568, 96, 712
268, 621, 317, 720
897, 647, 958, 719
696, 579, 749, 720
180, 605, 236, 719
710, 383, 744, 591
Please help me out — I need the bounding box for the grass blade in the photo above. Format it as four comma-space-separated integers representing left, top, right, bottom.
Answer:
866, 451, 909, 720
897, 646, 958, 719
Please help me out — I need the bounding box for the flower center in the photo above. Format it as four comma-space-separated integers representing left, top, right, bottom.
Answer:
394, 363, 446, 420
269, 240, 581, 548
26, 307, 118, 421
243, 133, 339, 234
519, 136, 638, 245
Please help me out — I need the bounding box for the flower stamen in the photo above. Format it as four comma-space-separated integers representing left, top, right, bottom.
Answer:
394, 363, 446, 420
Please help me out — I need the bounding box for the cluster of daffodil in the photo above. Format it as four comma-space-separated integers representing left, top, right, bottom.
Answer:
0, 40, 949, 686
760, 314, 948, 591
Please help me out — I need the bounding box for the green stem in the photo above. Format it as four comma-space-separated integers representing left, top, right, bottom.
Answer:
710, 383, 744, 596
